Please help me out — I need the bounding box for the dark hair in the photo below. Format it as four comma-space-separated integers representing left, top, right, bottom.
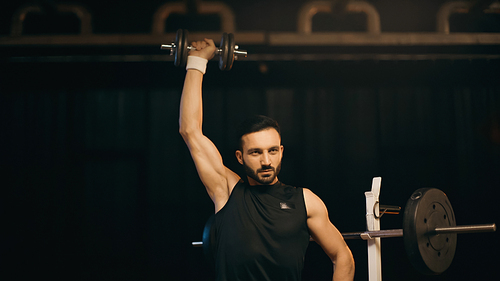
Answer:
235, 115, 281, 151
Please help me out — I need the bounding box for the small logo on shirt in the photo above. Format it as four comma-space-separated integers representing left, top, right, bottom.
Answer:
280, 202, 293, 210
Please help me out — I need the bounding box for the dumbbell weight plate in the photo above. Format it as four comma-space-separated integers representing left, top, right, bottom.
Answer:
202, 214, 216, 266
174, 29, 184, 67
219, 33, 229, 71
181, 29, 189, 67
403, 188, 457, 275
225, 33, 235, 71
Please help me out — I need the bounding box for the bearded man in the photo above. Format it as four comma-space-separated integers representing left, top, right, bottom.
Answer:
179, 38, 355, 281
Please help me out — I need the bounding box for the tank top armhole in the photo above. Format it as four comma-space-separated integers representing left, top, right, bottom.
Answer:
299, 187, 311, 236
215, 179, 244, 215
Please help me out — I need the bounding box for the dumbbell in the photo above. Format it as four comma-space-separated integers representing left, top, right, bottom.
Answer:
160, 29, 247, 71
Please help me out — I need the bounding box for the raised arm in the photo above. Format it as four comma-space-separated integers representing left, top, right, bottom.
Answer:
303, 188, 355, 281
179, 39, 240, 212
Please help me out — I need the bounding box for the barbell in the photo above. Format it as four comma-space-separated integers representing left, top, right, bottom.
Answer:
160, 29, 247, 71
192, 188, 496, 275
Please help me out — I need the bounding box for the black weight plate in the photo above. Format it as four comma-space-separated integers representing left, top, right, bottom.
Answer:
225, 33, 235, 71
219, 33, 229, 70
202, 214, 216, 266
180, 29, 189, 67
174, 29, 184, 67
403, 188, 457, 275
224, 33, 235, 71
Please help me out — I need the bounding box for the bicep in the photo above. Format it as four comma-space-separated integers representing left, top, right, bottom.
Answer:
304, 189, 349, 261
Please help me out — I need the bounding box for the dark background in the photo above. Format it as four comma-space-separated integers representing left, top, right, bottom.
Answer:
1, 0, 499, 280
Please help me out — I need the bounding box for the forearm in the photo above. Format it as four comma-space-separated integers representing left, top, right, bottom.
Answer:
179, 69, 204, 136
332, 251, 355, 281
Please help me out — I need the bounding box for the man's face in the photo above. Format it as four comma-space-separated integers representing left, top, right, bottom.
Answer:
236, 129, 283, 185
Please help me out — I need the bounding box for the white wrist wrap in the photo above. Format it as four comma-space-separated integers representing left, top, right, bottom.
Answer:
186, 56, 208, 74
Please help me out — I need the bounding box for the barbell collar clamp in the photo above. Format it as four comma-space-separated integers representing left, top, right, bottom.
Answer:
344, 229, 404, 240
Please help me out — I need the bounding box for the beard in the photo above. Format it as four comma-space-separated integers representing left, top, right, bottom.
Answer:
242, 159, 282, 185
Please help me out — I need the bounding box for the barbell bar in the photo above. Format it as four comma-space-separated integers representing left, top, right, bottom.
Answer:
433, 224, 496, 234
348, 223, 495, 239
192, 223, 495, 244
191, 188, 496, 275
160, 29, 247, 71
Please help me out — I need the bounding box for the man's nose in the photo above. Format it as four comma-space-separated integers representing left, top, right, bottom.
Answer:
261, 152, 271, 166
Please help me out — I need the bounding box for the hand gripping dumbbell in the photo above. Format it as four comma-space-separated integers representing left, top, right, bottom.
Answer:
160, 29, 247, 71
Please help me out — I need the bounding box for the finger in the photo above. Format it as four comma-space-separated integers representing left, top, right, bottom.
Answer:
195, 41, 206, 50
204, 38, 215, 46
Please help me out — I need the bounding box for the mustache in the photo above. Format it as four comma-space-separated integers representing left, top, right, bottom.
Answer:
257, 165, 275, 172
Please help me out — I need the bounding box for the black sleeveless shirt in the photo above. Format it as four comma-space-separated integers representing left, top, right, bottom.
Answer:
213, 181, 310, 281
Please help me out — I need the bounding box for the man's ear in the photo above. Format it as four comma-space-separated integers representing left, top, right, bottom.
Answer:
235, 150, 243, 165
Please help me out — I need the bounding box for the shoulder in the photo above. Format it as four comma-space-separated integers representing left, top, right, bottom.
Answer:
302, 188, 328, 218
302, 188, 322, 203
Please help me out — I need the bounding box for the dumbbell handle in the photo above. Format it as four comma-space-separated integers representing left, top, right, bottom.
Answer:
160, 44, 248, 57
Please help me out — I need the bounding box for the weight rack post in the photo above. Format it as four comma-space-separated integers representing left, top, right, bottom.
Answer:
365, 177, 382, 281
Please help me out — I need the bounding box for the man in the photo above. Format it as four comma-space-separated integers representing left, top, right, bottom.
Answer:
179, 38, 354, 281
